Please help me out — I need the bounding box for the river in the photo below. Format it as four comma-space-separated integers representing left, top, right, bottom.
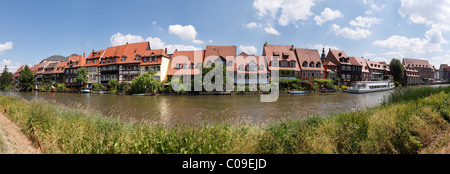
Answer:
1, 85, 448, 125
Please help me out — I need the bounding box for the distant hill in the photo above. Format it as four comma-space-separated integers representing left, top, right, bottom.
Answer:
40, 54, 79, 63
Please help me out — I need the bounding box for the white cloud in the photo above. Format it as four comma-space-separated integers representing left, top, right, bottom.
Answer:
363, 0, 385, 15
192, 40, 205, 44
308, 44, 339, 55
208, 40, 213, 43
399, 0, 450, 31
331, 24, 371, 39
314, 8, 343, 26
244, 22, 262, 29
152, 21, 157, 25
110, 33, 145, 46
349, 16, 381, 28
382, 51, 405, 59
431, 55, 450, 65
253, 0, 316, 26
0, 59, 21, 73
239, 45, 258, 55
373, 28, 447, 55
0, 42, 14, 55
264, 26, 281, 36
111, 33, 200, 54
168, 24, 198, 41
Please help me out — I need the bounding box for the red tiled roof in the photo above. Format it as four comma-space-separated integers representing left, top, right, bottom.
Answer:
43, 62, 59, 75
67, 55, 86, 68
205, 45, 236, 59
350, 57, 370, 73
117, 42, 150, 64
55, 61, 68, 74
233, 55, 268, 74
403, 58, 432, 69
295, 48, 324, 71
326, 49, 351, 65
263, 44, 300, 71
366, 60, 384, 71
167, 50, 205, 76
139, 49, 169, 66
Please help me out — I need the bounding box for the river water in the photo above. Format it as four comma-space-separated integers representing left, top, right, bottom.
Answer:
1, 85, 447, 125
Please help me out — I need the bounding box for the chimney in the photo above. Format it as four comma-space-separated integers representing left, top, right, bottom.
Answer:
83, 52, 85, 58
165, 48, 168, 54
92, 49, 95, 52
291, 45, 294, 51
264, 42, 268, 46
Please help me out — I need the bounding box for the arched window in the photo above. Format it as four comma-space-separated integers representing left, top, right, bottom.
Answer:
281, 61, 288, 67
303, 61, 308, 67
289, 61, 296, 68
310, 62, 315, 68
316, 62, 321, 68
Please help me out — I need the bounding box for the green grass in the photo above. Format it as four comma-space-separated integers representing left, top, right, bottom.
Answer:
0, 86, 449, 154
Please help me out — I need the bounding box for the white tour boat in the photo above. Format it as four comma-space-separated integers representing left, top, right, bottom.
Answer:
347, 81, 395, 94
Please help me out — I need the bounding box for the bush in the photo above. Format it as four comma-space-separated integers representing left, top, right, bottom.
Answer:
56, 83, 66, 92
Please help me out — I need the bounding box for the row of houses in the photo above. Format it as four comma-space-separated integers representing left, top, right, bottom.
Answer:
12, 41, 445, 89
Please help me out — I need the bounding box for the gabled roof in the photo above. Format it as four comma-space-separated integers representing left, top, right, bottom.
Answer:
43, 62, 59, 75
366, 60, 384, 71
403, 58, 432, 69
205, 45, 236, 59
295, 48, 324, 71
55, 61, 68, 74
86, 50, 105, 59
263, 43, 300, 71
67, 55, 86, 68
117, 42, 150, 64
349, 57, 369, 73
325, 49, 351, 66
140, 49, 170, 66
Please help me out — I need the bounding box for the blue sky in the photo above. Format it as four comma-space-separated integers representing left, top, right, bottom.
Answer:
1, 0, 449, 72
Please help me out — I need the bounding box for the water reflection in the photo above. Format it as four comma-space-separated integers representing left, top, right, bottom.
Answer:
2, 84, 448, 125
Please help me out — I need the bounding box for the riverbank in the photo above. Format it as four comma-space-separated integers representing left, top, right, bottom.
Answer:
0, 112, 41, 154
0, 86, 449, 154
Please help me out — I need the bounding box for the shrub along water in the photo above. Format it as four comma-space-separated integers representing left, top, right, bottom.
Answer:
0, 86, 448, 154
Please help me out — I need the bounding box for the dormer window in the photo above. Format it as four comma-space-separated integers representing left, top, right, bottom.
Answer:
135, 55, 140, 61
280, 61, 288, 67
316, 62, 321, 68
289, 61, 296, 68
122, 56, 126, 62
310, 62, 315, 68
303, 61, 308, 67
143, 58, 147, 63
338, 53, 342, 57
175, 64, 181, 69
283, 55, 289, 59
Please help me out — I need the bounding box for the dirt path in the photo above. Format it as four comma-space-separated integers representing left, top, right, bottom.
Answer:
0, 113, 41, 154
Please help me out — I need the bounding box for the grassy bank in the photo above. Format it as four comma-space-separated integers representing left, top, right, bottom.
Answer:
0, 86, 449, 154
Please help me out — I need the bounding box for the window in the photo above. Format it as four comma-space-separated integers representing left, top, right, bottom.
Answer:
303, 72, 306, 77
311, 72, 315, 77
283, 55, 289, 59
182, 63, 187, 69
281, 61, 288, 67
176, 64, 181, 69
227, 61, 233, 67
303, 61, 308, 67
122, 56, 126, 62
87, 60, 90, 65
289, 61, 296, 68
272, 60, 279, 67
259, 65, 265, 70
310, 62, 315, 68
143, 58, 147, 63
94, 60, 97, 64
154, 57, 158, 62
135, 55, 140, 61
145, 67, 149, 72
190, 63, 195, 69
316, 62, 321, 68
239, 65, 245, 71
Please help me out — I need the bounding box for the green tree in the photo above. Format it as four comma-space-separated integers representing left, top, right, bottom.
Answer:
0, 65, 13, 90
108, 79, 118, 90
389, 58, 404, 83
74, 67, 88, 88
18, 65, 34, 92
118, 82, 130, 94
130, 70, 162, 94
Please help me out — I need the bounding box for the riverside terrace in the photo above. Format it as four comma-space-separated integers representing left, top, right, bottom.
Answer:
11, 41, 445, 90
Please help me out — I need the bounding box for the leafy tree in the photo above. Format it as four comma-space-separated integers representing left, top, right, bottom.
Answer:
389, 58, 404, 83
118, 82, 130, 94
130, 70, 162, 94
74, 67, 88, 88
108, 79, 118, 90
56, 83, 66, 92
0, 65, 13, 90
18, 65, 34, 92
